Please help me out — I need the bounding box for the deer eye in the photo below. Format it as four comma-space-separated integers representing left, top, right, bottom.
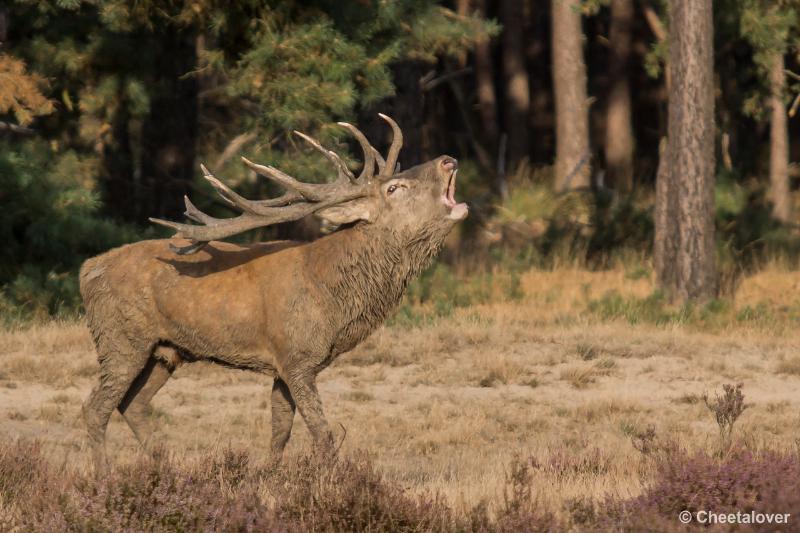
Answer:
387, 184, 398, 194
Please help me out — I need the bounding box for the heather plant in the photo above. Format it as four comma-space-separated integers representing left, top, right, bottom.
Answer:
703, 382, 748, 455
4, 438, 800, 531
630, 425, 658, 456
1, 441, 458, 532
0, 440, 67, 530
3, 443, 274, 532
628, 425, 679, 460
596, 447, 800, 532
271, 451, 454, 532
492, 456, 558, 532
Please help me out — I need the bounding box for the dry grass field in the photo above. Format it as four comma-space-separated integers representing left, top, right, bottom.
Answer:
2, 265, 800, 526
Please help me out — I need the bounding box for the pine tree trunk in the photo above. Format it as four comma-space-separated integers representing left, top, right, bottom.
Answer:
475, 0, 498, 143
140, 25, 198, 221
528, 1, 553, 165
391, 60, 425, 169
552, 0, 591, 191
102, 91, 136, 221
0, 7, 7, 47
768, 50, 791, 224
501, 0, 530, 170
604, 0, 634, 192
654, 0, 716, 301
653, 138, 678, 291
473, 0, 506, 197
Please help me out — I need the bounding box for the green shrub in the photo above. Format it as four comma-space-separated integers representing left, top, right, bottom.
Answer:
586, 290, 745, 328
389, 261, 523, 328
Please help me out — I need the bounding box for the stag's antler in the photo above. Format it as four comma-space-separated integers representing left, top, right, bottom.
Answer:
150, 115, 403, 255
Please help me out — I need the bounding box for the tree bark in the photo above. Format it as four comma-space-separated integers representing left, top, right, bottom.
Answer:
140, 25, 199, 221
102, 88, 136, 221
768, 50, 791, 224
653, 137, 678, 291
501, 0, 530, 170
552, 0, 591, 191
473, 0, 506, 197
642, 2, 670, 93
474, 0, 498, 143
390, 60, 425, 169
0, 7, 7, 48
528, 0, 553, 165
604, 0, 635, 192
654, 0, 716, 302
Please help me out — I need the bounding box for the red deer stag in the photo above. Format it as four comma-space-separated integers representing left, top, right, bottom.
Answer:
80, 115, 467, 468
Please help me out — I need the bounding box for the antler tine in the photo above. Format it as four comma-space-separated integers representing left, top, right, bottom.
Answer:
292, 130, 356, 183
150, 157, 373, 251
337, 122, 377, 183
205, 160, 303, 208
183, 195, 215, 224
372, 147, 386, 174
151, 189, 368, 243
150, 202, 320, 243
378, 113, 403, 176
199, 164, 251, 211
255, 191, 303, 208
242, 156, 338, 202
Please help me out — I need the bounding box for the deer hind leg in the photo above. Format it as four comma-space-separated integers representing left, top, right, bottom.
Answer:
118, 353, 175, 450
285, 373, 334, 453
82, 343, 151, 472
270, 377, 296, 458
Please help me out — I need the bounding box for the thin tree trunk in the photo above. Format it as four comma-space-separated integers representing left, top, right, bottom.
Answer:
140, 24, 198, 221
642, 2, 670, 92
391, 60, 425, 169
501, 0, 530, 170
528, 0, 553, 165
0, 7, 7, 48
654, 0, 716, 302
103, 88, 136, 221
605, 0, 634, 192
642, 1, 670, 150
653, 138, 678, 291
474, 0, 498, 142
474, 0, 505, 197
552, 0, 591, 191
768, 50, 791, 224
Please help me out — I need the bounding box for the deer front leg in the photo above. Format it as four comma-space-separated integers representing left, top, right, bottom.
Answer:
270, 377, 296, 458
284, 371, 335, 453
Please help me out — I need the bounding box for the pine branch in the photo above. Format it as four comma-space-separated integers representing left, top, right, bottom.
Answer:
0, 121, 35, 135
642, 3, 667, 43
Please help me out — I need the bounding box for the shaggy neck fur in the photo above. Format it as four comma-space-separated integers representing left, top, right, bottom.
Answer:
316, 221, 450, 342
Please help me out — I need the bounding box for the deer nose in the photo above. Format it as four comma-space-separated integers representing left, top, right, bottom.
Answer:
441, 157, 458, 171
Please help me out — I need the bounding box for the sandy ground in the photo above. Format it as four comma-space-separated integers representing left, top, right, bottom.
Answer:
2, 268, 799, 517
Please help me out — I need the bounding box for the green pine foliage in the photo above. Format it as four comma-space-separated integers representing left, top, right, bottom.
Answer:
0, 139, 141, 323
738, 0, 798, 119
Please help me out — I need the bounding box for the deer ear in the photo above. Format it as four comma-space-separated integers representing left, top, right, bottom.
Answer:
316, 197, 377, 225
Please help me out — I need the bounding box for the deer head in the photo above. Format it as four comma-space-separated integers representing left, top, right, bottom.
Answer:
150, 115, 467, 254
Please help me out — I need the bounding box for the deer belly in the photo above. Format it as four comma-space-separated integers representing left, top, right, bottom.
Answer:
330, 319, 380, 356
153, 278, 268, 362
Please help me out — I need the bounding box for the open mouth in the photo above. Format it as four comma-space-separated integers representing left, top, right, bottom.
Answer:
444, 170, 457, 208
442, 169, 468, 220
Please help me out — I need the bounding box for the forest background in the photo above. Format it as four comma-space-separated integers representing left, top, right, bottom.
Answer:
2, 0, 799, 322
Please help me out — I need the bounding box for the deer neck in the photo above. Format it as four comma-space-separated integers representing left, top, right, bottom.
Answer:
313, 223, 445, 329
